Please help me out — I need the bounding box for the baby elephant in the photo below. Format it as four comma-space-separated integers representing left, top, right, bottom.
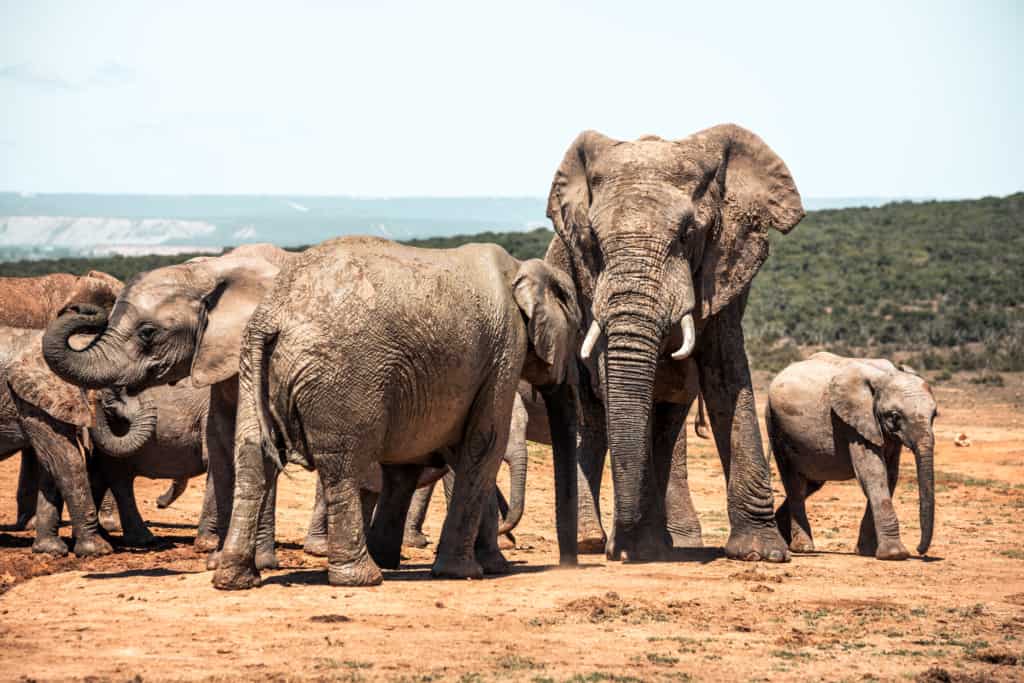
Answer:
767, 353, 936, 560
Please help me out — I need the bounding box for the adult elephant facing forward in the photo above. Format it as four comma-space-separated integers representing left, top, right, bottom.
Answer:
545, 124, 805, 563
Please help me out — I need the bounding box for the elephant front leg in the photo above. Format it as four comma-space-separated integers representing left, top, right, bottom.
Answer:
367, 463, 425, 569
658, 403, 703, 549
576, 383, 608, 554
15, 448, 39, 531
853, 443, 908, 560
541, 381, 579, 566
403, 483, 434, 548
204, 381, 237, 570
106, 473, 156, 547
697, 303, 788, 563
303, 474, 329, 557
31, 469, 68, 556
194, 469, 220, 552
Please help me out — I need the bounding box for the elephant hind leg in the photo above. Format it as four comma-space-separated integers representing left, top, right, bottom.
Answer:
15, 448, 39, 531
322, 469, 383, 587
771, 440, 819, 553
402, 483, 434, 548
368, 463, 425, 569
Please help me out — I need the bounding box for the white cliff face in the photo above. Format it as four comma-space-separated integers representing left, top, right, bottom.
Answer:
0, 216, 217, 246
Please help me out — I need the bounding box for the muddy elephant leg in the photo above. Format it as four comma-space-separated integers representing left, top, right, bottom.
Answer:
15, 448, 39, 530
253, 468, 280, 570
403, 482, 434, 548
16, 398, 111, 557
303, 474, 329, 557
854, 444, 907, 560
541, 381, 579, 566
433, 381, 511, 579
575, 380, 607, 554
696, 298, 788, 563
98, 490, 120, 532
108, 473, 156, 547
321, 469, 383, 587
194, 470, 220, 552
368, 464, 425, 569
32, 469, 68, 556
204, 380, 237, 570
657, 402, 703, 548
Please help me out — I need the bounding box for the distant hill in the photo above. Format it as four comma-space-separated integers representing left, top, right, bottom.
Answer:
0, 193, 919, 262
2, 194, 1019, 373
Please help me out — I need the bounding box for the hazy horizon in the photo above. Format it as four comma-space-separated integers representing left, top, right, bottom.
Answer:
2, 1, 1020, 199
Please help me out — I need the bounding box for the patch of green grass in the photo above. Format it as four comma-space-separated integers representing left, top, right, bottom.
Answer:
771, 650, 811, 660
560, 674, 644, 683
1001, 549, 1024, 560
497, 654, 544, 671
644, 653, 680, 666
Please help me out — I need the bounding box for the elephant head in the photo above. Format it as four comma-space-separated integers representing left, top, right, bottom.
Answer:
512, 259, 581, 388
89, 387, 158, 458
42, 252, 281, 392
60, 271, 124, 316
546, 124, 803, 534
829, 363, 937, 555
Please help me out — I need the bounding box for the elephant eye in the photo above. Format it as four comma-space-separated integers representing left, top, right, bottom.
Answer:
137, 324, 157, 345
887, 411, 902, 429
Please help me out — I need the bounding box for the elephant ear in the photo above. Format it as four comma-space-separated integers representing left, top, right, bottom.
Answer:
190, 256, 280, 388
60, 271, 124, 315
7, 334, 94, 428
682, 124, 805, 319
546, 130, 617, 279
828, 364, 884, 447
513, 259, 581, 387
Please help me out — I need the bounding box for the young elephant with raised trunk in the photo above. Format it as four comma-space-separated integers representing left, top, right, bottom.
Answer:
214, 237, 578, 590
767, 353, 937, 560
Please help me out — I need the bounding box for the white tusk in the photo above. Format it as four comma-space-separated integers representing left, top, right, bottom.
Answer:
580, 320, 602, 360
670, 313, 696, 360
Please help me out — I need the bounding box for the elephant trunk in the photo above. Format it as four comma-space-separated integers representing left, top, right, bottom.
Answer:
603, 308, 661, 554
90, 391, 157, 457
498, 402, 528, 535
42, 305, 134, 389
912, 434, 935, 555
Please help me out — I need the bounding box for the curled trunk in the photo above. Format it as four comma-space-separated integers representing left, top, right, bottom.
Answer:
498, 418, 528, 535
42, 305, 132, 389
90, 392, 157, 457
913, 436, 935, 555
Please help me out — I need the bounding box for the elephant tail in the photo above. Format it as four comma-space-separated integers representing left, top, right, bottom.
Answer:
243, 312, 284, 471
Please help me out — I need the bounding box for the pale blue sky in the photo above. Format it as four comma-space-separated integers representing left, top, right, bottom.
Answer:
1, 1, 1020, 198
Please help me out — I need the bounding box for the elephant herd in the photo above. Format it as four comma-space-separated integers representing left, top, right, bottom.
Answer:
1, 123, 937, 592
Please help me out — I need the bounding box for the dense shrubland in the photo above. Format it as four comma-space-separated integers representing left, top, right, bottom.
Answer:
3, 194, 1020, 374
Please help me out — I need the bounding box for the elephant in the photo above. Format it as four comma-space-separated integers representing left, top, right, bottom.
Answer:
41, 244, 291, 569
766, 352, 936, 560
213, 236, 579, 589
398, 389, 530, 550
543, 124, 805, 564
0, 327, 112, 556
88, 382, 218, 549
0, 270, 123, 531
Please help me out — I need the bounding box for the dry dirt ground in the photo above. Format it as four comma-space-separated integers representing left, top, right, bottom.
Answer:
1, 373, 1022, 682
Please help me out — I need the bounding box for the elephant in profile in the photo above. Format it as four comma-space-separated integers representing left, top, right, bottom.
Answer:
0, 271, 123, 532
41, 244, 292, 569
767, 353, 936, 560
214, 237, 579, 590
543, 124, 805, 564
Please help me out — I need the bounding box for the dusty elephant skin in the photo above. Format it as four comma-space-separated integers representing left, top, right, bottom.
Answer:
544, 124, 805, 564
767, 352, 937, 560
40, 243, 292, 568
213, 237, 579, 590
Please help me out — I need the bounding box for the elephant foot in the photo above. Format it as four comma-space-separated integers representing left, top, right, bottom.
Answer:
328, 554, 383, 587
121, 528, 157, 548
402, 529, 430, 549
577, 530, 607, 554
32, 535, 69, 556
99, 513, 121, 534
206, 550, 222, 570
432, 554, 484, 580
497, 532, 515, 550
669, 529, 704, 549
303, 534, 329, 557
212, 556, 261, 591
14, 513, 36, 531
255, 549, 279, 570
194, 533, 220, 553
725, 526, 790, 563
477, 549, 510, 575
73, 534, 114, 557
874, 539, 909, 561
606, 529, 671, 563
789, 537, 816, 554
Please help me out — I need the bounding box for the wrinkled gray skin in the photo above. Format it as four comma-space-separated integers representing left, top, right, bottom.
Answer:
89, 382, 217, 549
41, 243, 292, 570
0, 327, 111, 556
0, 270, 122, 531
767, 353, 937, 560
213, 237, 579, 589
385, 390, 530, 551
544, 124, 805, 563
